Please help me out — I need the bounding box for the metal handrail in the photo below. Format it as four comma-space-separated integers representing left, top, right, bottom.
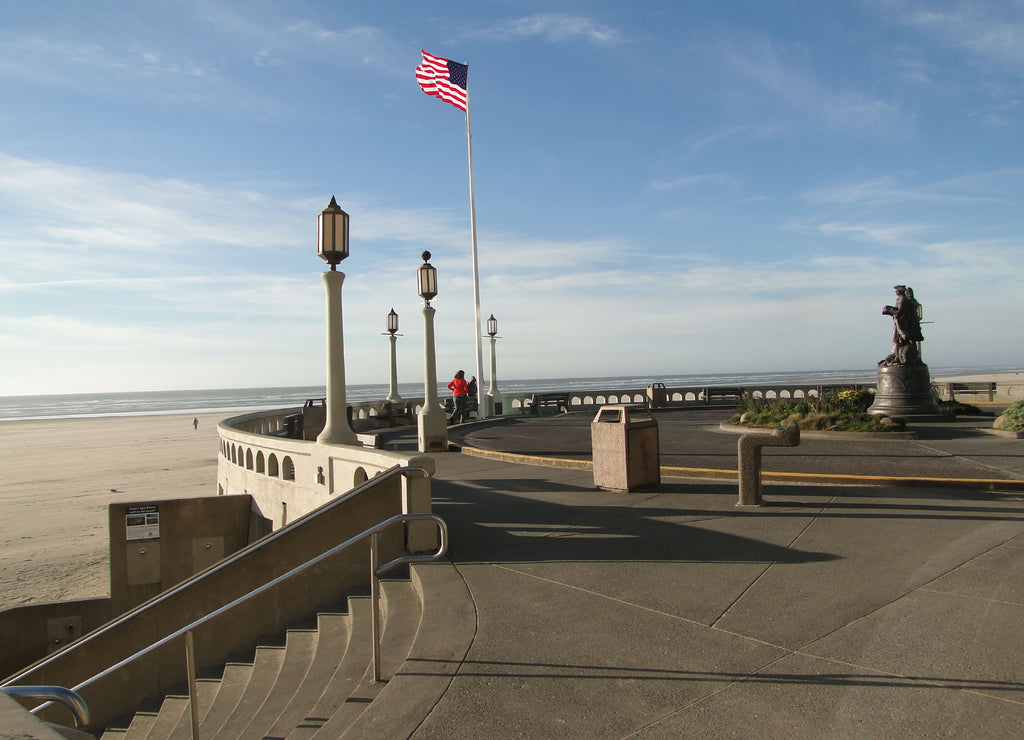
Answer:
36, 513, 446, 713
2, 685, 90, 727
1, 464, 431, 689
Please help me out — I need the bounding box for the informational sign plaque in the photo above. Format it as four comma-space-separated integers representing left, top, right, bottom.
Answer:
125, 504, 160, 541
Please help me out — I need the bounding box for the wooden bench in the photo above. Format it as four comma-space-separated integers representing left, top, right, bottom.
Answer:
527, 394, 571, 414
704, 387, 745, 404
946, 382, 996, 402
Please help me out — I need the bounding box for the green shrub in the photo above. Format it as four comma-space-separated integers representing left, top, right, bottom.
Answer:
996, 400, 1024, 432
938, 399, 982, 415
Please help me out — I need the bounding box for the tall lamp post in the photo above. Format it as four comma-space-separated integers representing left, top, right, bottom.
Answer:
417, 251, 447, 452
316, 196, 358, 446
384, 308, 403, 403
486, 314, 503, 417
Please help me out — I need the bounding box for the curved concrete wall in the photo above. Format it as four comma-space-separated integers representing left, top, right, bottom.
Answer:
217, 409, 435, 530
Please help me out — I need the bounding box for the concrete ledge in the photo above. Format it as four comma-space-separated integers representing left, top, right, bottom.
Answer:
981, 427, 1024, 439
452, 443, 593, 471
719, 421, 918, 440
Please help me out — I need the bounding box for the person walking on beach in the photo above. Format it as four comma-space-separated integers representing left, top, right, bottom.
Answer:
193, 417, 198, 430
447, 370, 469, 425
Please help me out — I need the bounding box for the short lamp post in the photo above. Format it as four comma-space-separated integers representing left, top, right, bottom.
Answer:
316, 196, 358, 446
417, 251, 447, 452
384, 308, 402, 403
485, 314, 503, 416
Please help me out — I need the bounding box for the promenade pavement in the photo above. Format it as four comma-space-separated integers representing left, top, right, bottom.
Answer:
382, 409, 1024, 737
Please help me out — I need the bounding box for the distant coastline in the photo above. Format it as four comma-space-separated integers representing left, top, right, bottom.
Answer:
1, 366, 1020, 422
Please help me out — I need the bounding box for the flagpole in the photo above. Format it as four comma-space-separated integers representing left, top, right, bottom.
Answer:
464, 79, 487, 418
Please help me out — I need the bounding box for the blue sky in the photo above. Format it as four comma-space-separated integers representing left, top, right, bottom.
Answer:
1, 1, 1022, 395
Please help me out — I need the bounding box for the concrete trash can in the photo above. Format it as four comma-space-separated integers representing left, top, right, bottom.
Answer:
591, 404, 661, 491
646, 382, 667, 409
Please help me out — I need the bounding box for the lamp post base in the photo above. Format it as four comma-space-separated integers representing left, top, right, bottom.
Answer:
417, 410, 447, 453
485, 392, 504, 417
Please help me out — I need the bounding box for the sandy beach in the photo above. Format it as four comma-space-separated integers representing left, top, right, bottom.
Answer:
0, 413, 223, 611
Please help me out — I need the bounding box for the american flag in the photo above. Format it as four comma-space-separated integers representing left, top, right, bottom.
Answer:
415, 49, 468, 112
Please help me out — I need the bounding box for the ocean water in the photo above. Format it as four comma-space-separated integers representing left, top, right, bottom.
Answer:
0, 366, 1012, 421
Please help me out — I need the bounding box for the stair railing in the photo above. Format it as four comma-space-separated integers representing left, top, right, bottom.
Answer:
1, 685, 90, 727
369, 517, 450, 682
4, 464, 444, 720
26, 511, 447, 723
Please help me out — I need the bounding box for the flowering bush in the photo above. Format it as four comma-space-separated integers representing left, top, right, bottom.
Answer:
819, 388, 874, 415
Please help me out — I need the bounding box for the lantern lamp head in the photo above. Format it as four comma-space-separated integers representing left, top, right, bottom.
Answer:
487, 314, 498, 337
386, 308, 399, 335
318, 196, 350, 269
417, 250, 438, 303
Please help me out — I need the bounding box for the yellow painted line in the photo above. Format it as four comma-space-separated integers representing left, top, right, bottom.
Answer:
454, 444, 1024, 492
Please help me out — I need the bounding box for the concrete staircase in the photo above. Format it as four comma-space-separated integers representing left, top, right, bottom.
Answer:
98, 563, 473, 739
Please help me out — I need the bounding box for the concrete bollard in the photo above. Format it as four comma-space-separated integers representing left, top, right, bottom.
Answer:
737, 422, 800, 506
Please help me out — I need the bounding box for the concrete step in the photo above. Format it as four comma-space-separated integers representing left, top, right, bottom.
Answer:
99, 706, 156, 739
308, 579, 422, 739
141, 694, 187, 739
213, 643, 286, 737
340, 562, 476, 739
262, 610, 351, 739
102, 569, 448, 740
285, 596, 374, 739
165, 673, 220, 740
231, 627, 318, 738
195, 660, 252, 736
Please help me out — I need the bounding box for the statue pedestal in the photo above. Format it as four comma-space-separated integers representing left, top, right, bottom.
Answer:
868, 364, 951, 421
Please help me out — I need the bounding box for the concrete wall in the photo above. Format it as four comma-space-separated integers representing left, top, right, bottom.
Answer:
936, 381, 1024, 405
0, 496, 268, 686
0, 598, 112, 682
108, 495, 270, 615
217, 410, 435, 531
504, 380, 1024, 414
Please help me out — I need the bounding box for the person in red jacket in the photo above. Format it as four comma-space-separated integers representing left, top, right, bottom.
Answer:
447, 369, 469, 425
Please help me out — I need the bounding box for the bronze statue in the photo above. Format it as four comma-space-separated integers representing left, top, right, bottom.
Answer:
880, 285, 924, 367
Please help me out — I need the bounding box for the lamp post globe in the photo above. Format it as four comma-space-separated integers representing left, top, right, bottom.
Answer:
417, 251, 438, 303
317, 196, 350, 270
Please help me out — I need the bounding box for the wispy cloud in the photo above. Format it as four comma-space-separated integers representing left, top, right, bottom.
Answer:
893, 0, 1024, 69
879, 1, 1024, 126
717, 38, 903, 135
473, 13, 625, 45
0, 7, 405, 113
0, 155, 307, 278
815, 221, 929, 246
649, 173, 739, 191
800, 171, 1020, 208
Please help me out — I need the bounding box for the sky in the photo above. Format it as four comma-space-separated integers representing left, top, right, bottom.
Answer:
1, 0, 1022, 396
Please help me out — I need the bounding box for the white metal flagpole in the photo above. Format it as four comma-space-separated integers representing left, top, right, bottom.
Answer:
464, 75, 487, 418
